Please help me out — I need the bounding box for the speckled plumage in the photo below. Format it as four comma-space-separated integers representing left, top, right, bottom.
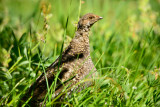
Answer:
21, 13, 102, 106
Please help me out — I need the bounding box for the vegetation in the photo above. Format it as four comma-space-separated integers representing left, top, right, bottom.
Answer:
0, 0, 160, 106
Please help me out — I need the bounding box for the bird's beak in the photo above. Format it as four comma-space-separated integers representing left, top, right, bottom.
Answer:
99, 17, 103, 20
95, 15, 103, 21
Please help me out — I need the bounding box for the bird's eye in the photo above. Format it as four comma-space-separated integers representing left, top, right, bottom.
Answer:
89, 16, 93, 19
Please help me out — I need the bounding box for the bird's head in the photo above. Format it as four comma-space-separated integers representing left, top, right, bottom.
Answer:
77, 13, 103, 30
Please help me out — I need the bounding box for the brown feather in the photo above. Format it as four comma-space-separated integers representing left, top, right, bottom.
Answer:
20, 13, 102, 106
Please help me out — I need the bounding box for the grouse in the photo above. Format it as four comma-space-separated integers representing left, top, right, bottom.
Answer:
21, 13, 103, 106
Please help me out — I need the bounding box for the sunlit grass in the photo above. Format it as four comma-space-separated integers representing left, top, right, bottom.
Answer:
0, 0, 160, 106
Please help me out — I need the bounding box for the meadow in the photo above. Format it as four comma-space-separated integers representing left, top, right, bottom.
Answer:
0, 0, 160, 106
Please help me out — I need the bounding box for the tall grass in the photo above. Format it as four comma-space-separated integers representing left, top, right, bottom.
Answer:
0, 0, 160, 106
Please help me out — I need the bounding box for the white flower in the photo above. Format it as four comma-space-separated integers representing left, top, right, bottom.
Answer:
132, 86, 137, 90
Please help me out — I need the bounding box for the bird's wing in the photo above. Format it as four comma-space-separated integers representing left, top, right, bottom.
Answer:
23, 38, 85, 102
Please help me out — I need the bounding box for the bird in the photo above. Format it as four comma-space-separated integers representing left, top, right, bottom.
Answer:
20, 13, 103, 106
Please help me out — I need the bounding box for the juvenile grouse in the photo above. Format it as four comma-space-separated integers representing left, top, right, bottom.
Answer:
21, 13, 103, 106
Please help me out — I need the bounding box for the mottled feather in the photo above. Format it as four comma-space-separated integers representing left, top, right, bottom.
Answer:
20, 13, 102, 106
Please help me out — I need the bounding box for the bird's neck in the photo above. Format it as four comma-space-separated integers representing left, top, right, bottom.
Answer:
74, 27, 91, 55
75, 26, 90, 38
77, 25, 90, 32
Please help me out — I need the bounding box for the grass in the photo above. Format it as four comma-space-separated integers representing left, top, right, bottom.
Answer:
0, 0, 160, 106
